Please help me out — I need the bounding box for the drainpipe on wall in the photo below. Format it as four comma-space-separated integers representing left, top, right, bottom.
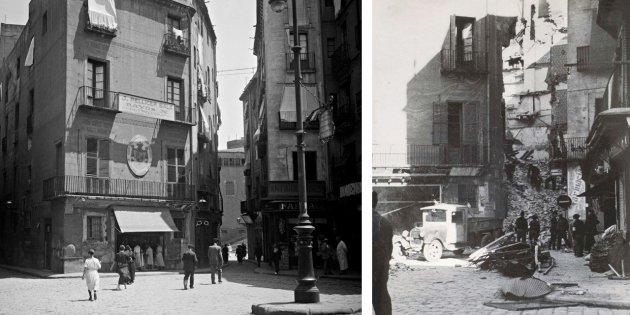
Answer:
188, 12, 196, 243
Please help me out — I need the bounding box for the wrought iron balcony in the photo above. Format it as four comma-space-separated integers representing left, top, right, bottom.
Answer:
554, 137, 588, 161
75, 86, 119, 111
43, 175, 194, 201
440, 49, 487, 73
286, 53, 316, 72
373, 144, 483, 167
163, 33, 190, 57
265, 181, 326, 199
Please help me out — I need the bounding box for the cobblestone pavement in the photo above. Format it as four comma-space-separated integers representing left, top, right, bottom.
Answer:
0, 262, 361, 315
388, 252, 630, 315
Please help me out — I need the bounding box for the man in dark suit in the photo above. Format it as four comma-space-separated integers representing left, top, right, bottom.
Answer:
208, 238, 223, 284
181, 244, 198, 290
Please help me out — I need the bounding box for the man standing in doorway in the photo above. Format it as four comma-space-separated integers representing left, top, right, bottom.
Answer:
181, 244, 198, 290
208, 238, 223, 284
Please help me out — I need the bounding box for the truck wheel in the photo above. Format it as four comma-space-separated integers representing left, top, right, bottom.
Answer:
423, 240, 443, 262
480, 234, 494, 247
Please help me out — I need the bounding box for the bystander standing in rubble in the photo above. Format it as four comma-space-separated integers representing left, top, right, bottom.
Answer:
528, 215, 540, 246
549, 211, 558, 250
514, 211, 528, 244
584, 210, 599, 253
571, 214, 585, 257
372, 191, 393, 315
556, 213, 570, 249
527, 164, 542, 190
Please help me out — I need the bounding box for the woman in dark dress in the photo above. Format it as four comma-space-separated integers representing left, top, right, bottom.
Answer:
222, 244, 229, 264
125, 245, 135, 284
112, 245, 129, 290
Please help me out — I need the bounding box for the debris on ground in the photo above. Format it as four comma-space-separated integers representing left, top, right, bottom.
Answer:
483, 300, 580, 311
470, 241, 553, 278
499, 277, 553, 300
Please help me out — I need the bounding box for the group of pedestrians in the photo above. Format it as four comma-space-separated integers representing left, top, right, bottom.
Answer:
514, 209, 600, 258
182, 238, 224, 289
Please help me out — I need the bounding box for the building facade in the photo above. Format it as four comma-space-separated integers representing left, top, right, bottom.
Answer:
0, 0, 221, 273
218, 147, 246, 244
373, 15, 516, 240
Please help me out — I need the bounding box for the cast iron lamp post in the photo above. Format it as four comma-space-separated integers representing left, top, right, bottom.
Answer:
268, 0, 320, 303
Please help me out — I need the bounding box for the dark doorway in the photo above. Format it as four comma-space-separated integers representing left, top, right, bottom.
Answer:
292, 151, 317, 180
44, 219, 52, 270
447, 102, 462, 163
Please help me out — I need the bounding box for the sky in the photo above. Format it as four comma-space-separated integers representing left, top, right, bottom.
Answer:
0, 0, 255, 150
372, 0, 526, 152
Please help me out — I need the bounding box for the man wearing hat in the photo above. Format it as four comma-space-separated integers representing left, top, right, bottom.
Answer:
571, 214, 585, 257
181, 244, 198, 290
549, 211, 558, 250
556, 213, 570, 249
514, 211, 528, 244
208, 238, 223, 284
528, 214, 541, 246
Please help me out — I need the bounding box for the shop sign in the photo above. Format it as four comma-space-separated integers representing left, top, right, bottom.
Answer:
277, 202, 325, 211
339, 182, 361, 198
318, 109, 334, 143
127, 135, 152, 177
118, 94, 175, 121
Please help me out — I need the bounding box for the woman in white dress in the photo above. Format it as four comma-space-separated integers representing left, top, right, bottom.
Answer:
145, 244, 154, 270
133, 244, 144, 270
82, 249, 101, 301
155, 244, 165, 270
336, 236, 349, 275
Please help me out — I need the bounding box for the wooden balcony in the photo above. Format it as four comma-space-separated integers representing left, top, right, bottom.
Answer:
43, 175, 194, 201
163, 33, 190, 57
265, 181, 326, 199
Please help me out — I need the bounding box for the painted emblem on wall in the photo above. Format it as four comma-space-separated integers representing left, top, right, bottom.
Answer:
127, 135, 152, 177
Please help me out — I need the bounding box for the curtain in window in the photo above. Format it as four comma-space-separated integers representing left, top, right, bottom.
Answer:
88, 0, 118, 31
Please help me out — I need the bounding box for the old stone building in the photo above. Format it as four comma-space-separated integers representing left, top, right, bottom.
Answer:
373, 15, 516, 239
0, 0, 221, 273
218, 144, 246, 244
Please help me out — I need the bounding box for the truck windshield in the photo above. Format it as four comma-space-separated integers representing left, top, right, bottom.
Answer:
425, 209, 446, 222
452, 211, 463, 224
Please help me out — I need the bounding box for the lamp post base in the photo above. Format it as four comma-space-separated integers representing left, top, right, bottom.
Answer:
294, 223, 320, 303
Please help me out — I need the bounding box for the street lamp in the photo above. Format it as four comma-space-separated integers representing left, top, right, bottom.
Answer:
269, 0, 320, 303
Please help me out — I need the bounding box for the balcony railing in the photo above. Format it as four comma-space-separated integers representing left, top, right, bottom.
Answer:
43, 175, 194, 201
86, 21, 117, 37
163, 33, 190, 57
286, 53, 315, 71
76, 86, 119, 111
75, 86, 195, 124
562, 137, 588, 160
265, 181, 326, 199
373, 144, 482, 167
440, 49, 487, 73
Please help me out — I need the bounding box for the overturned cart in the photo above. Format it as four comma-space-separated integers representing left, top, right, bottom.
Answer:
468, 232, 554, 277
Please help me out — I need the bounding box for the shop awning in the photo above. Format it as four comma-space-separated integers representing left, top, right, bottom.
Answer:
279, 85, 319, 122
88, 0, 118, 31
112, 206, 179, 233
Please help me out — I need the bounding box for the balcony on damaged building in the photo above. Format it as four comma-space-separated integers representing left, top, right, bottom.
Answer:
278, 85, 320, 130
85, 0, 118, 37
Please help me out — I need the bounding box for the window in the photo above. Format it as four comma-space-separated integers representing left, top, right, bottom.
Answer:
289, 32, 308, 57
167, 148, 185, 183
292, 151, 317, 180
167, 16, 181, 33
432, 104, 448, 144
55, 142, 63, 176
42, 11, 48, 35
425, 210, 447, 222
86, 138, 110, 177
87, 59, 106, 107
326, 38, 335, 57
173, 218, 184, 239
87, 216, 102, 240
458, 184, 477, 205
577, 46, 589, 71
225, 181, 235, 195
167, 78, 182, 115
447, 103, 462, 147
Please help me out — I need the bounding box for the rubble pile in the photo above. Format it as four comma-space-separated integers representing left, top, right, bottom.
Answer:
503, 163, 566, 242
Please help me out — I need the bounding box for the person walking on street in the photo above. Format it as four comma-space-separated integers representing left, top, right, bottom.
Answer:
155, 244, 165, 270
181, 244, 198, 290
556, 213, 570, 249
336, 236, 349, 275
584, 210, 599, 253
549, 211, 558, 250
124, 245, 135, 284
236, 243, 247, 264
82, 249, 101, 301
571, 214, 586, 257
319, 239, 333, 275
272, 243, 282, 275
221, 243, 230, 265
514, 211, 528, 244
222, 243, 229, 264
373, 191, 393, 315
208, 239, 223, 284
112, 245, 129, 290
529, 215, 541, 246
254, 241, 263, 267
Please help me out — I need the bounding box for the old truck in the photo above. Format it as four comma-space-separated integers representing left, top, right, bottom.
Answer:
407, 202, 503, 261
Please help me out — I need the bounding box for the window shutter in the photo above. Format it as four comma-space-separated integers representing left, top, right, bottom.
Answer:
98, 140, 109, 177
432, 102, 448, 144
462, 102, 478, 144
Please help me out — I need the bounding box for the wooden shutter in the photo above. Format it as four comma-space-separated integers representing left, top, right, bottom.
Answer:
98, 140, 110, 177
462, 102, 478, 144
432, 102, 448, 144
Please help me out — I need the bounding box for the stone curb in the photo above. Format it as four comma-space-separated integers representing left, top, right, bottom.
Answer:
544, 292, 630, 310
251, 303, 361, 315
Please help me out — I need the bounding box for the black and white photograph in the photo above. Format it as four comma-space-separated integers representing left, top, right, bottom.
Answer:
0, 0, 361, 314
373, 0, 630, 314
